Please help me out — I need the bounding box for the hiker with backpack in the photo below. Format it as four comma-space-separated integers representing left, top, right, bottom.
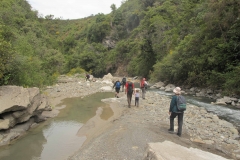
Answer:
113, 79, 121, 98
125, 80, 135, 108
121, 77, 127, 92
168, 87, 186, 137
85, 74, 90, 81
140, 78, 148, 99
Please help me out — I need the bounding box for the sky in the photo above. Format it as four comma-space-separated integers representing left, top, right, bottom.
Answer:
27, 0, 123, 20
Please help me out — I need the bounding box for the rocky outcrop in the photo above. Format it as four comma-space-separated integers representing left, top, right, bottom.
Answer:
0, 85, 50, 145
102, 37, 116, 49
102, 73, 113, 80
144, 141, 229, 160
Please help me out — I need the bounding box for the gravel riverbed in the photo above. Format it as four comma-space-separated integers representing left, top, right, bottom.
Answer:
46, 75, 240, 160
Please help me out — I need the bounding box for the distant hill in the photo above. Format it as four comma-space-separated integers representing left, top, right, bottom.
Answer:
0, 0, 239, 95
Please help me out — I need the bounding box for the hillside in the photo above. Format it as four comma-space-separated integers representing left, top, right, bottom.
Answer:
0, 0, 240, 95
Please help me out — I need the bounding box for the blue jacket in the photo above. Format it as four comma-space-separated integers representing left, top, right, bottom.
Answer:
169, 95, 178, 113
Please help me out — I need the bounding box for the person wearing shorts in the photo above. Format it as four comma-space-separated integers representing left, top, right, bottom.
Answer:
113, 80, 121, 98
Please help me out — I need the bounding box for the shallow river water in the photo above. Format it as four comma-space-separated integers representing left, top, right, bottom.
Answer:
0, 92, 113, 160
0, 89, 239, 160
155, 90, 240, 131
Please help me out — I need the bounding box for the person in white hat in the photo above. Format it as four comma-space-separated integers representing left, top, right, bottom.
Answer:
168, 87, 184, 137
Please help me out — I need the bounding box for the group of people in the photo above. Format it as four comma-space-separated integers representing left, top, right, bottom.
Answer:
113, 77, 185, 137
112, 77, 148, 108
87, 73, 184, 137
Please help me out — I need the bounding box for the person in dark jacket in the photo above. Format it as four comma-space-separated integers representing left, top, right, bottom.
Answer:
85, 74, 90, 81
125, 80, 135, 108
168, 87, 184, 137
121, 77, 127, 92
113, 80, 121, 98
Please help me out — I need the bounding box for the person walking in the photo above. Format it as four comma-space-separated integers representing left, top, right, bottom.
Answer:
125, 80, 135, 108
135, 89, 140, 107
140, 78, 148, 99
85, 74, 90, 81
168, 87, 184, 137
121, 77, 127, 92
113, 79, 121, 98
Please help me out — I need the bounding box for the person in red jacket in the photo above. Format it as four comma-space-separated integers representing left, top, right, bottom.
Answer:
125, 80, 135, 108
140, 78, 148, 99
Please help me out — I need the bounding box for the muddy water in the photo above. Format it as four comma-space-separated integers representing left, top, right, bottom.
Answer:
0, 92, 113, 160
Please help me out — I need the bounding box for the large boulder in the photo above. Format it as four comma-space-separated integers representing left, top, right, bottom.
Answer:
0, 85, 50, 130
0, 86, 39, 114
144, 141, 229, 160
151, 81, 165, 89
102, 73, 113, 80
164, 84, 175, 92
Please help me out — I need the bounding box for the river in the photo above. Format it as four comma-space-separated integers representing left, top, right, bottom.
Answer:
0, 92, 113, 160
153, 89, 240, 131
0, 89, 239, 160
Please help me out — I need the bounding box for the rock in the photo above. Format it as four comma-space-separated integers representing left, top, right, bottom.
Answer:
191, 138, 205, 144
102, 37, 116, 49
100, 86, 113, 91
144, 141, 228, 160
153, 81, 165, 89
0, 86, 38, 114
101, 80, 113, 85
196, 92, 205, 97
102, 73, 113, 80
0, 85, 49, 146
41, 110, 60, 118
2, 114, 16, 129
159, 87, 165, 90
0, 119, 10, 130
204, 140, 214, 145
230, 128, 239, 135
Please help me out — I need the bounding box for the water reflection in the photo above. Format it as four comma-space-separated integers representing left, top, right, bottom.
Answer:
0, 92, 113, 160
40, 121, 85, 160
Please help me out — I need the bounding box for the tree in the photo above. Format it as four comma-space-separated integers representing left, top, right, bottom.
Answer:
0, 25, 15, 85
110, 4, 117, 12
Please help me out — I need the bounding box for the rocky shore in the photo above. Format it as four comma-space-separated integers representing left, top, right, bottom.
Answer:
70, 90, 240, 160
0, 74, 240, 160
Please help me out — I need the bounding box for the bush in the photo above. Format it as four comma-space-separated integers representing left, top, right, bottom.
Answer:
67, 67, 86, 76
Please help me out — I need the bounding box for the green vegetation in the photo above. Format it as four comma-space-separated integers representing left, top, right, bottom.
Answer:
0, 0, 239, 95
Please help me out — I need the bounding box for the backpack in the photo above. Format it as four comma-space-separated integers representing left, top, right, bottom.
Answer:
128, 82, 133, 93
144, 81, 148, 89
122, 78, 126, 84
140, 80, 145, 88
116, 81, 121, 88
176, 95, 186, 111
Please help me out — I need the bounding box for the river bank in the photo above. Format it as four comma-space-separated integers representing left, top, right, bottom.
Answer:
44, 75, 240, 160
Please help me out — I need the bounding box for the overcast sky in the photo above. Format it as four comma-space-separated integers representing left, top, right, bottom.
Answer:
27, 0, 123, 20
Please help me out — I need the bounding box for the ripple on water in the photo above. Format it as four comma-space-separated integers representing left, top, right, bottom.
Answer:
154, 90, 240, 131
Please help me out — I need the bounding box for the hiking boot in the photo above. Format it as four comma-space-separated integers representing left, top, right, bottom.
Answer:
117, 96, 119, 98
168, 129, 174, 133
177, 133, 181, 137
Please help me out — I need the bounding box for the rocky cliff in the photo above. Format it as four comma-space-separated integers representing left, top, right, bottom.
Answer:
0, 85, 51, 146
